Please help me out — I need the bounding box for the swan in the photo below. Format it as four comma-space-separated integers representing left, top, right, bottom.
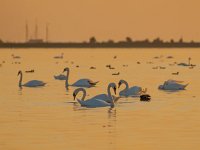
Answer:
63, 67, 99, 88
118, 79, 146, 97
73, 83, 117, 108
18, 71, 46, 87
91, 83, 119, 103
158, 80, 188, 90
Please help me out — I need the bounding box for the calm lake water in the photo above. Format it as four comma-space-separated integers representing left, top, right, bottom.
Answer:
0, 48, 200, 150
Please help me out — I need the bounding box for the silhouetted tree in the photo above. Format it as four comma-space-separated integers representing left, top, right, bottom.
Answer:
153, 38, 163, 44
89, 37, 97, 44
170, 39, 174, 43
179, 38, 183, 43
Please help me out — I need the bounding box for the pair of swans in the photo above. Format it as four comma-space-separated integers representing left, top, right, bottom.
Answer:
54, 67, 99, 88
158, 80, 188, 90
18, 71, 46, 87
73, 83, 117, 108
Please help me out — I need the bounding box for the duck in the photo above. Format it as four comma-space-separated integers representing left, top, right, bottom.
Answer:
73, 83, 117, 108
112, 72, 120, 76
140, 94, 151, 101
63, 67, 99, 88
172, 72, 179, 75
158, 80, 188, 90
18, 71, 46, 88
118, 79, 146, 97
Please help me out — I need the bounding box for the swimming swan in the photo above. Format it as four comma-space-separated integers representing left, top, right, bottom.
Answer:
18, 71, 46, 87
118, 79, 146, 97
158, 80, 188, 90
63, 67, 99, 88
73, 83, 116, 108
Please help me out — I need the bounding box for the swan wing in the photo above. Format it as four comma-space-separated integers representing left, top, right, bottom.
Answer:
72, 79, 98, 87
23, 80, 46, 87
77, 98, 110, 108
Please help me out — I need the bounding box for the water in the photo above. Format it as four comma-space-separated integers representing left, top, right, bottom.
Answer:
0, 48, 200, 150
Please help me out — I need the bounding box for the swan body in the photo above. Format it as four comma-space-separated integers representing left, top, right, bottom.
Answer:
63, 67, 99, 88
118, 80, 145, 97
54, 74, 67, 80
158, 80, 188, 90
73, 83, 117, 108
18, 71, 46, 87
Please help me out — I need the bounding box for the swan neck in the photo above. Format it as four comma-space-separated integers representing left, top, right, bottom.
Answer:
65, 69, 69, 87
122, 80, 129, 91
19, 72, 22, 87
107, 85, 113, 100
77, 88, 86, 101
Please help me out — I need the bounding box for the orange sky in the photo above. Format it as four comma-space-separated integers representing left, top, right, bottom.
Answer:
0, 0, 200, 42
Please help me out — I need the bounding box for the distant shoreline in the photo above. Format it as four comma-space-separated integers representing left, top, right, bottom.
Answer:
1, 40, 200, 48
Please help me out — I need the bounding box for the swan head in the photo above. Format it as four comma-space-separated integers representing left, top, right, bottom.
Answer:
17, 70, 22, 76
63, 67, 69, 72
118, 79, 126, 88
158, 85, 164, 89
73, 88, 85, 100
109, 83, 117, 95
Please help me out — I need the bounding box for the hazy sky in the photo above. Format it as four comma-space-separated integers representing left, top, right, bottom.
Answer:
0, 0, 200, 42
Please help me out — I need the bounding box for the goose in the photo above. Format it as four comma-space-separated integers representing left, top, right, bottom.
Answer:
63, 67, 99, 88
118, 79, 146, 97
18, 71, 46, 87
54, 53, 64, 59
73, 84, 116, 108
91, 83, 119, 103
158, 80, 188, 90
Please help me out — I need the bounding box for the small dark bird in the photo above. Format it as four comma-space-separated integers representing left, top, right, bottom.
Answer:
112, 72, 120, 76
76, 65, 79, 68
113, 56, 117, 59
25, 69, 34, 73
172, 72, 179, 75
137, 61, 141, 64
90, 66, 96, 69
140, 94, 151, 101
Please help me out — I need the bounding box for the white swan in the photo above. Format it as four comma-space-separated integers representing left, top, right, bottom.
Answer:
54, 53, 64, 59
158, 80, 188, 90
91, 83, 119, 103
73, 83, 117, 108
63, 67, 99, 88
18, 71, 46, 87
118, 79, 146, 97
54, 74, 66, 80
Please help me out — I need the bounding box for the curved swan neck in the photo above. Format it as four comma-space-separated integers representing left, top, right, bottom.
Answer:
65, 69, 70, 87
77, 88, 86, 101
121, 80, 129, 91
19, 72, 22, 87
107, 84, 113, 100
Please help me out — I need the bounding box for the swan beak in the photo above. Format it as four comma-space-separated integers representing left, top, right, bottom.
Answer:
113, 87, 117, 95
118, 82, 122, 88
73, 93, 76, 100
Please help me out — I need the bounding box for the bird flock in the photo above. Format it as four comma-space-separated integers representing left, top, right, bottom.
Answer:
1, 53, 192, 108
